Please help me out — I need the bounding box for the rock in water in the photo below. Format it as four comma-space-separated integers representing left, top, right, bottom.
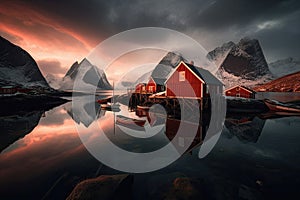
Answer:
164, 177, 204, 200
66, 174, 133, 200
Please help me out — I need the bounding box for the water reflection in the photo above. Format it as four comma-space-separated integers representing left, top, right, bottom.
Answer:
65, 95, 107, 127
0, 101, 101, 199
225, 114, 266, 143
0, 94, 300, 199
0, 98, 68, 153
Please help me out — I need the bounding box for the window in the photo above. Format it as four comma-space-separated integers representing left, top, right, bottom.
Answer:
236, 93, 240, 97
149, 86, 154, 92
236, 87, 240, 91
179, 71, 185, 81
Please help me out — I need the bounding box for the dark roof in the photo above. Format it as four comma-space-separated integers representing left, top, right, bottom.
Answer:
185, 63, 223, 85
152, 77, 166, 85
240, 86, 256, 93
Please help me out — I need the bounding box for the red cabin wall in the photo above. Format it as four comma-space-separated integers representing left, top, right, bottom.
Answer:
146, 78, 156, 93
166, 63, 203, 98
135, 84, 146, 93
225, 86, 254, 98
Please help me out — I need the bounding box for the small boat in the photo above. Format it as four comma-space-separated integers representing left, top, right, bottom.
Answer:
100, 102, 120, 112
264, 99, 300, 113
98, 82, 120, 112
116, 115, 146, 127
137, 105, 150, 110
97, 97, 111, 104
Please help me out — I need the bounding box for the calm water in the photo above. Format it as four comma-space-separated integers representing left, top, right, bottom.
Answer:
1, 93, 300, 199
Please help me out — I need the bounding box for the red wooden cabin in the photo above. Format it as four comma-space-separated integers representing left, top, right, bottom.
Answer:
165, 61, 223, 98
146, 77, 166, 94
0, 86, 17, 94
225, 85, 256, 98
135, 83, 146, 93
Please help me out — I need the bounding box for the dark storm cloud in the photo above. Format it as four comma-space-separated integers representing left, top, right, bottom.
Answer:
37, 60, 65, 76
190, 0, 300, 30
2, 0, 300, 61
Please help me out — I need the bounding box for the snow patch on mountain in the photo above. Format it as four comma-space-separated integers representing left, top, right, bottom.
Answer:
207, 41, 235, 66
216, 68, 272, 89
45, 74, 62, 89
269, 57, 300, 78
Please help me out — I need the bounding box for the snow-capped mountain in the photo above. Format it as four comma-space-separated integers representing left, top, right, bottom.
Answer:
208, 37, 273, 88
207, 41, 235, 67
151, 52, 186, 79
269, 57, 300, 78
60, 58, 112, 91
0, 36, 50, 88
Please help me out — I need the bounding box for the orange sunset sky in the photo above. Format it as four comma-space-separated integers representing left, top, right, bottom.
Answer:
1, 0, 300, 79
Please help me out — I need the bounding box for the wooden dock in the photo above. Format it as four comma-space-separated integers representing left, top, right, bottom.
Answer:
128, 92, 211, 121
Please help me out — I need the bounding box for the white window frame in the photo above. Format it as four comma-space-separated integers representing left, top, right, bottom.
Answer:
179, 71, 185, 81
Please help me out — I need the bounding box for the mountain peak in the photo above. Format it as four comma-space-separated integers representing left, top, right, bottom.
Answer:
60, 58, 112, 90
0, 36, 50, 88
151, 52, 185, 79
80, 58, 92, 66
220, 37, 271, 80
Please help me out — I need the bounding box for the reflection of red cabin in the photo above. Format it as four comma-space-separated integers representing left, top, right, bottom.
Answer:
166, 61, 223, 98
165, 118, 203, 154
146, 77, 166, 94
225, 85, 256, 99
135, 83, 146, 93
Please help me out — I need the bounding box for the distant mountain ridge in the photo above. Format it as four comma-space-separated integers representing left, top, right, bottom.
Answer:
254, 71, 300, 92
60, 58, 112, 91
269, 57, 300, 78
0, 36, 50, 88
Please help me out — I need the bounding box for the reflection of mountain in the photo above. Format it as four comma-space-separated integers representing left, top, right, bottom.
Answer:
225, 115, 266, 143
64, 96, 105, 127
0, 111, 42, 152
0, 96, 68, 152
